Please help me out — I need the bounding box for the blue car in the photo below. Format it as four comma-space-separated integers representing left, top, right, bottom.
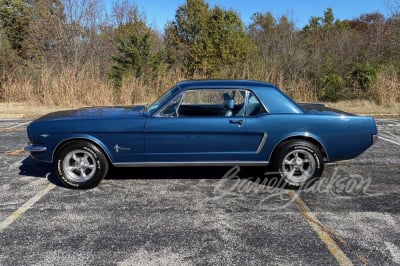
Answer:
25, 80, 378, 189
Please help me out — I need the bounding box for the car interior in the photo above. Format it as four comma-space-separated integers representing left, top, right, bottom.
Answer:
161, 89, 266, 117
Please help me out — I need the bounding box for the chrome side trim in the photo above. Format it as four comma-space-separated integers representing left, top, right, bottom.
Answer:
24, 144, 47, 152
256, 133, 268, 154
113, 161, 269, 168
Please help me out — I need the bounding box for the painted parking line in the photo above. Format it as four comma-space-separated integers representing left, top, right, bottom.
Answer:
287, 190, 353, 266
0, 121, 31, 132
385, 241, 400, 264
0, 183, 55, 233
6, 121, 31, 129
379, 135, 400, 146
0, 148, 26, 156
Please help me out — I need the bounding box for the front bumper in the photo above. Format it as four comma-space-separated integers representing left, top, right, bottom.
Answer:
24, 143, 47, 152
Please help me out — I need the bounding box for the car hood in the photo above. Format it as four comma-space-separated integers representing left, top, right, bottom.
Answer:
298, 103, 354, 116
36, 105, 146, 121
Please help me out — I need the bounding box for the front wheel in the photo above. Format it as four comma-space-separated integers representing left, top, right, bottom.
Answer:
54, 140, 109, 189
272, 140, 324, 187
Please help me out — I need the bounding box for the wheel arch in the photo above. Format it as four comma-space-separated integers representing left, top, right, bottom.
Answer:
269, 135, 329, 163
52, 137, 113, 164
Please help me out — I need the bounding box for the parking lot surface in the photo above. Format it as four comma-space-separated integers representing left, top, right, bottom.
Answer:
0, 119, 399, 265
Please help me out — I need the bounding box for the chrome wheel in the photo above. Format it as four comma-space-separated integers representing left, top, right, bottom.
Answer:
62, 149, 96, 183
281, 149, 316, 184
56, 141, 109, 189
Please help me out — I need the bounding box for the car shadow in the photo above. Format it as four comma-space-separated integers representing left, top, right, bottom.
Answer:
107, 165, 284, 185
19, 157, 64, 187
19, 156, 286, 189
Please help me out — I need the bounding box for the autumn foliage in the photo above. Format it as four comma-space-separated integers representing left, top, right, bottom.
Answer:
0, 0, 399, 107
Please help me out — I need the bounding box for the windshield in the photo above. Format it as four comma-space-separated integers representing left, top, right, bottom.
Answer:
147, 86, 179, 115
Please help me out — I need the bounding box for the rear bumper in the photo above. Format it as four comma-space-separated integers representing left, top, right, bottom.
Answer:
372, 134, 378, 144
24, 143, 47, 152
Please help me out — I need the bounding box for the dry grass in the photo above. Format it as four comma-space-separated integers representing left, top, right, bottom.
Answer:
0, 102, 69, 119
1, 65, 185, 108
326, 100, 400, 117
284, 78, 318, 103
374, 67, 400, 105
0, 65, 398, 118
3, 67, 122, 107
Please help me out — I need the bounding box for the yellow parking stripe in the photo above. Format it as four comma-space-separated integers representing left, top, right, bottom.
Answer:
0, 148, 26, 156
0, 121, 31, 132
288, 190, 353, 266
0, 184, 55, 232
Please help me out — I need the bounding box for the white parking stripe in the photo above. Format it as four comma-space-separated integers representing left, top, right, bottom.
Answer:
385, 241, 400, 264
379, 136, 400, 146
287, 191, 353, 266
0, 183, 55, 232
7, 121, 31, 129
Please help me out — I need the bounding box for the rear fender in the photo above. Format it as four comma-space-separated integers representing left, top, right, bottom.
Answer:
269, 132, 329, 162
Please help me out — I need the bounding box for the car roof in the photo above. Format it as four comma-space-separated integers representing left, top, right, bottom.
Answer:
176, 80, 276, 90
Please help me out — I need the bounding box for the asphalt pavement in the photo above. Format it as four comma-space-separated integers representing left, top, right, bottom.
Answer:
0, 119, 399, 265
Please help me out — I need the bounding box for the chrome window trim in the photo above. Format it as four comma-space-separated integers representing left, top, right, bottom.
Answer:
235, 89, 269, 117
153, 92, 185, 118
247, 89, 270, 115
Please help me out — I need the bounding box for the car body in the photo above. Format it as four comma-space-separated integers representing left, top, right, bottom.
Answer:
25, 80, 378, 188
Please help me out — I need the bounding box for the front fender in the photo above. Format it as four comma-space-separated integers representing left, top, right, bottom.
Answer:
26, 133, 114, 163
51, 134, 115, 163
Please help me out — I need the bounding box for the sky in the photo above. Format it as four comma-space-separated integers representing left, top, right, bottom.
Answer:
107, 0, 393, 31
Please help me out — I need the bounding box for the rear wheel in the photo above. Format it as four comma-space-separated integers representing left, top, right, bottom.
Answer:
272, 140, 324, 187
54, 140, 109, 189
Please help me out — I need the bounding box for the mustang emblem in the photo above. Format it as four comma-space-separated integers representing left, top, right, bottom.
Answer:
114, 144, 131, 153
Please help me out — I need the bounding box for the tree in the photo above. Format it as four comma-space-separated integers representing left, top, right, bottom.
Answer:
0, 0, 30, 57
165, 0, 209, 75
323, 7, 334, 25
248, 12, 277, 59
165, 0, 252, 76
248, 12, 301, 79
193, 6, 252, 75
0, 0, 65, 60
110, 17, 165, 88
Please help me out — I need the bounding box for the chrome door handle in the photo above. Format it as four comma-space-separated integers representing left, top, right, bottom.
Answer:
229, 119, 243, 126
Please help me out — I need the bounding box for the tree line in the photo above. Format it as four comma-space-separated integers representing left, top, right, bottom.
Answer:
0, 0, 399, 105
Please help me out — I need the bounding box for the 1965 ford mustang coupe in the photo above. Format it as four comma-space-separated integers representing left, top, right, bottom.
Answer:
25, 80, 378, 189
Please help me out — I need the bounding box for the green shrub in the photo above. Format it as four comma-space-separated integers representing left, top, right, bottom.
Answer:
347, 64, 377, 96
321, 73, 344, 102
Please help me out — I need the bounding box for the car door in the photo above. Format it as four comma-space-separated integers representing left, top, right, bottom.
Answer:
145, 88, 245, 162
236, 91, 270, 161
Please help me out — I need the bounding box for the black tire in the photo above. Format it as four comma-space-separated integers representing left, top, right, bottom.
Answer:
272, 140, 324, 187
54, 140, 109, 189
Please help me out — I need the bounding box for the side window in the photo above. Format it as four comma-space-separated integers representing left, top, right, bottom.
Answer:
162, 89, 246, 117
235, 91, 267, 117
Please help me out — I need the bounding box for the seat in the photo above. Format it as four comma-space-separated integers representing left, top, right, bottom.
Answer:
222, 93, 235, 116
225, 99, 235, 116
